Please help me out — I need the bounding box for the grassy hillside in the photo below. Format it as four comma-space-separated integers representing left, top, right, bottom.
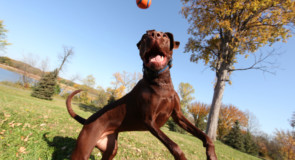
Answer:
0, 84, 260, 160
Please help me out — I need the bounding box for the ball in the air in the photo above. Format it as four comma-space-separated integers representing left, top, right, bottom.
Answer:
136, 0, 151, 9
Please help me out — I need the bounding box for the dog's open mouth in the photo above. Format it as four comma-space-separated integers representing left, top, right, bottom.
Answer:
145, 51, 167, 68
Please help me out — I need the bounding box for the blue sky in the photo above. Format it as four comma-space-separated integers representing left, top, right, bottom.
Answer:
1, 0, 294, 135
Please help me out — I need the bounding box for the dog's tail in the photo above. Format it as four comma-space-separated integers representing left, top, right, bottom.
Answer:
66, 90, 86, 124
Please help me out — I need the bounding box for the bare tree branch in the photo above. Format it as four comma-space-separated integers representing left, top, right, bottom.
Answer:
229, 49, 281, 74
58, 46, 74, 73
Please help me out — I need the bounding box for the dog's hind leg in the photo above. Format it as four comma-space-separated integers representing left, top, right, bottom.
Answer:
96, 133, 119, 160
71, 128, 98, 160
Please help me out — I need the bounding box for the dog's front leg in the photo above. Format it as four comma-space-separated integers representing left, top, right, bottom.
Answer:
171, 110, 217, 160
145, 122, 187, 160
171, 96, 217, 160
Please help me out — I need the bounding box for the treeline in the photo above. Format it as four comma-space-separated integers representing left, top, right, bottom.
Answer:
166, 82, 295, 159
61, 71, 143, 110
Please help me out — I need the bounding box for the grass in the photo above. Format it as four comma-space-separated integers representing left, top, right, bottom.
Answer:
0, 84, 261, 160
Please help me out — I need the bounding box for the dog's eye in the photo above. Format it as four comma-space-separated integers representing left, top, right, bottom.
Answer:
163, 34, 167, 38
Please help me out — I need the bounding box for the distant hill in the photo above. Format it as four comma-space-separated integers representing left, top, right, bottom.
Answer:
0, 56, 44, 77
0, 56, 98, 99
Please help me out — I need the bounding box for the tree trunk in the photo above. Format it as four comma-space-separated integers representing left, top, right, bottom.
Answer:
206, 67, 228, 141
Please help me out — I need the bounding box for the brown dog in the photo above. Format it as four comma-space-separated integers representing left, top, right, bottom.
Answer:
66, 30, 217, 160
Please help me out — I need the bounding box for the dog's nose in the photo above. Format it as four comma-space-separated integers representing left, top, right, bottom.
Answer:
149, 31, 164, 39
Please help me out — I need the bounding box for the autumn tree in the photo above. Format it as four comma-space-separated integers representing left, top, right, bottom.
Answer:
0, 20, 9, 52
82, 75, 96, 88
188, 102, 209, 131
111, 71, 142, 99
95, 86, 109, 109
181, 0, 295, 140
218, 104, 248, 140
167, 83, 195, 133
275, 130, 295, 159
178, 82, 195, 112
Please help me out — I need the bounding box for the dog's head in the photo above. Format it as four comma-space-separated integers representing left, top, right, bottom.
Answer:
137, 30, 180, 71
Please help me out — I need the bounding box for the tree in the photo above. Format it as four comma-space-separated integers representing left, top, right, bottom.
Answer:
21, 53, 37, 88
218, 104, 248, 140
167, 82, 195, 133
0, 56, 12, 65
54, 84, 61, 95
31, 69, 58, 100
0, 20, 10, 52
181, 0, 295, 141
82, 75, 96, 88
40, 57, 50, 75
290, 111, 295, 129
111, 71, 142, 96
95, 86, 109, 109
243, 131, 258, 156
178, 82, 195, 113
224, 121, 245, 152
106, 87, 117, 104
245, 110, 260, 135
31, 47, 74, 100
57, 46, 74, 73
275, 130, 295, 160
188, 102, 209, 131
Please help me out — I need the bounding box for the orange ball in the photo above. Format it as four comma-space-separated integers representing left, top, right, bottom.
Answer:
136, 0, 151, 9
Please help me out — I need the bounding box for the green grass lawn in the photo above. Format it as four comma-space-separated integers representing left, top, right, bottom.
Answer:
0, 84, 260, 160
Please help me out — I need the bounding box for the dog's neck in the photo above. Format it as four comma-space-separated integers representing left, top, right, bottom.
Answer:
143, 60, 173, 86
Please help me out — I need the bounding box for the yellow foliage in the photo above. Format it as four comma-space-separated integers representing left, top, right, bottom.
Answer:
114, 85, 125, 99
181, 0, 295, 70
217, 104, 248, 139
189, 102, 209, 116
275, 130, 295, 160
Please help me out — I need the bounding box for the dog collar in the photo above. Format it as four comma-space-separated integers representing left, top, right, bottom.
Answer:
143, 59, 173, 77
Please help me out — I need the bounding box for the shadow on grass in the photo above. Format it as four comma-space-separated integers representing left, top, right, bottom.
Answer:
43, 133, 96, 160
76, 102, 101, 114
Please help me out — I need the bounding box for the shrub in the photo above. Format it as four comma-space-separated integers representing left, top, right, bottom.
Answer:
31, 69, 58, 100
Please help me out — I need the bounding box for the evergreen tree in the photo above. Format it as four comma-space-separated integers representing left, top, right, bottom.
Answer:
31, 69, 58, 100
244, 131, 258, 156
167, 118, 185, 134
224, 121, 245, 152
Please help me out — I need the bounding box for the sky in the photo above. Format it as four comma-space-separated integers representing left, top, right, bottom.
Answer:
1, 0, 294, 135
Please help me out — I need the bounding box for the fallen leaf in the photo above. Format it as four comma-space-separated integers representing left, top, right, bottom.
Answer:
0, 130, 6, 135
18, 146, 27, 154
4, 113, 11, 118
24, 133, 32, 142
9, 121, 15, 128
16, 123, 22, 126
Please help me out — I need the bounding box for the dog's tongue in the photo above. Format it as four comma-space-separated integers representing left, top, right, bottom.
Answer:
150, 55, 163, 62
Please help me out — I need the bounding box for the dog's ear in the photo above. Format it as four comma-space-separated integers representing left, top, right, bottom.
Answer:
137, 34, 146, 49
137, 40, 141, 49
137, 36, 143, 49
165, 32, 180, 50
174, 41, 180, 49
